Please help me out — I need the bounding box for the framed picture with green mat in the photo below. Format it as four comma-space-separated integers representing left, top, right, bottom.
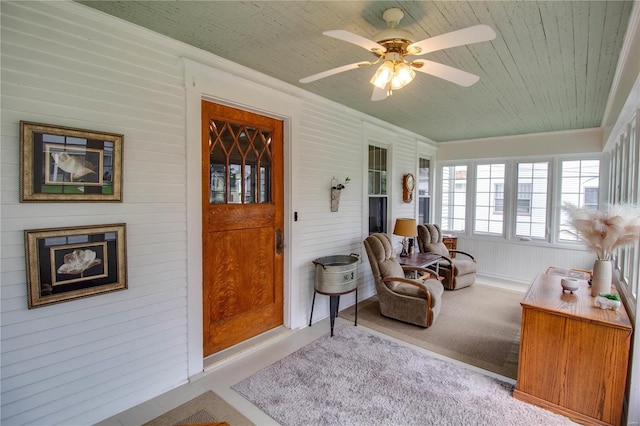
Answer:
20, 121, 123, 202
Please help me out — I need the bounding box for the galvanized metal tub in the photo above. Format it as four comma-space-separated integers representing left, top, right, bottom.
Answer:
312, 254, 359, 294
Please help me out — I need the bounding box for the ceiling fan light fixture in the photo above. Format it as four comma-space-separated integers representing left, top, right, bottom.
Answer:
390, 62, 415, 90
370, 60, 395, 89
302, 8, 496, 101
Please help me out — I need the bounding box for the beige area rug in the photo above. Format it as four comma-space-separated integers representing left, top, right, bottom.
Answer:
340, 283, 522, 379
143, 391, 253, 426
233, 325, 576, 425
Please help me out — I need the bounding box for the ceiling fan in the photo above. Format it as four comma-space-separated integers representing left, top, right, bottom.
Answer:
299, 8, 496, 101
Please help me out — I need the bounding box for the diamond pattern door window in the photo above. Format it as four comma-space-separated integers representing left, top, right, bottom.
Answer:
208, 119, 272, 204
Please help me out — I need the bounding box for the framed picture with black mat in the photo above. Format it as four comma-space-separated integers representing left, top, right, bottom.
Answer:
24, 223, 127, 308
20, 121, 123, 202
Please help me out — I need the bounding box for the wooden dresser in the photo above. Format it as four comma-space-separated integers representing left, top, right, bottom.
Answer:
514, 273, 632, 425
443, 235, 457, 258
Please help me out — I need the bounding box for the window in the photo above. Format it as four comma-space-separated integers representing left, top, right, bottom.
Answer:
475, 163, 504, 235
494, 182, 537, 216
559, 159, 600, 242
440, 165, 467, 232
208, 120, 272, 204
516, 183, 532, 215
515, 162, 548, 239
584, 187, 599, 210
439, 156, 602, 244
494, 184, 504, 213
608, 114, 637, 305
368, 145, 388, 234
418, 157, 430, 224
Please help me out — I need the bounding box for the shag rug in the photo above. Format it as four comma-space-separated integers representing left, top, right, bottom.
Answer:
340, 283, 522, 379
233, 325, 576, 426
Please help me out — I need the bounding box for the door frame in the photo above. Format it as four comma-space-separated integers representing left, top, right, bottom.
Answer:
184, 58, 302, 378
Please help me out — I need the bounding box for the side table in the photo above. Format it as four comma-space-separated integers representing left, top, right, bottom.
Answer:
399, 252, 441, 276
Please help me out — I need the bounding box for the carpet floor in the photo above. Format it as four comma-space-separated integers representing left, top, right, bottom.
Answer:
233, 325, 575, 426
340, 283, 522, 379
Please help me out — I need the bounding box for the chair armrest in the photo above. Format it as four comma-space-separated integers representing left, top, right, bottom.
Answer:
435, 256, 456, 279
449, 250, 476, 262
381, 276, 433, 298
438, 256, 454, 266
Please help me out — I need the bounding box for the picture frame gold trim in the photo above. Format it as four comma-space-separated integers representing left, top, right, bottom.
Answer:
24, 224, 127, 309
20, 121, 123, 202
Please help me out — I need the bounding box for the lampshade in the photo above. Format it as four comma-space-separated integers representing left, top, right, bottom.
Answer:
390, 62, 415, 90
370, 59, 416, 92
370, 60, 394, 89
393, 218, 417, 237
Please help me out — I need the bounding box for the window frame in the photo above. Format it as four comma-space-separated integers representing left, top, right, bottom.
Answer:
438, 163, 469, 233
513, 161, 550, 241
555, 157, 606, 244
473, 162, 506, 236
437, 153, 606, 246
607, 113, 638, 307
417, 156, 432, 224
366, 142, 391, 235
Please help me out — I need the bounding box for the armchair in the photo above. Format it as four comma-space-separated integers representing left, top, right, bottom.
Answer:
363, 233, 444, 327
417, 224, 477, 290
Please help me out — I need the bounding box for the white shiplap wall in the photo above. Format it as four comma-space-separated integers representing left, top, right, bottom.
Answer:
1, 2, 438, 424
296, 101, 366, 320
1, 2, 189, 425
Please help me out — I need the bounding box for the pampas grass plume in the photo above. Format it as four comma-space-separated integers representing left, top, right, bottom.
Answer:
562, 203, 640, 260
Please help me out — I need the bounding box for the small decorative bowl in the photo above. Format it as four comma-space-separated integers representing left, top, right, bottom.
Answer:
594, 295, 621, 311
561, 277, 580, 293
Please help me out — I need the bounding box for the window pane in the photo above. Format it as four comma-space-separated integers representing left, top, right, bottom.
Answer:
474, 163, 504, 235
418, 158, 430, 196
516, 162, 548, 239
441, 165, 467, 232
418, 157, 430, 223
228, 163, 242, 203
208, 120, 272, 204
559, 159, 600, 241
368, 146, 387, 196
257, 130, 272, 203
368, 146, 388, 234
368, 197, 387, 234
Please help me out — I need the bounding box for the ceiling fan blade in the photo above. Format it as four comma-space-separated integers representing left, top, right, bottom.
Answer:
371, 85, 389, 101
412, 60, 480, 87
323, 30, 386, 54
408, 25, 496, 56
299, 61, 370, 83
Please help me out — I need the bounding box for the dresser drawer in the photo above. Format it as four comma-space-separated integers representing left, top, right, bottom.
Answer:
442, 236, 457, 258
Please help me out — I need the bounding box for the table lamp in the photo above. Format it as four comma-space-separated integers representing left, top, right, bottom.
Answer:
393, 218, 417, 257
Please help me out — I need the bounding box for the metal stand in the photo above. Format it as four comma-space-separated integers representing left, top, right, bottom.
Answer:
309, 287, 357, 337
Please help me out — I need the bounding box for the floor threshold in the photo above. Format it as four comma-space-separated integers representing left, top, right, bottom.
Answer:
202, 326, 294, 373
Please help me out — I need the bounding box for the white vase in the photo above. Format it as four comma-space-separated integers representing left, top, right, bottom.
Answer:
591, 259, 612, 297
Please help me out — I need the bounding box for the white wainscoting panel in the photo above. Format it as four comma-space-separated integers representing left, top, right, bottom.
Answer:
457, 237, 594, 284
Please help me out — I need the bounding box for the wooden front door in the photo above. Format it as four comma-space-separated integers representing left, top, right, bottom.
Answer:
201, 100, 284, 357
